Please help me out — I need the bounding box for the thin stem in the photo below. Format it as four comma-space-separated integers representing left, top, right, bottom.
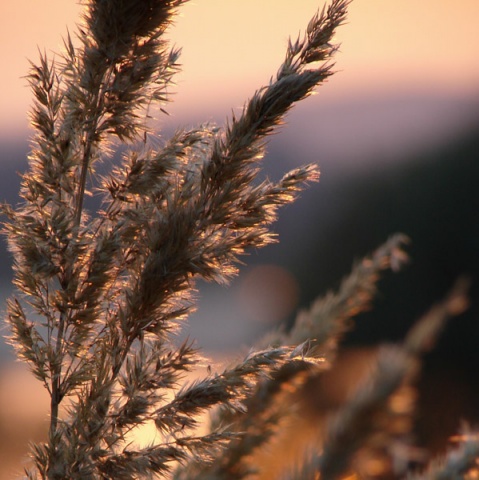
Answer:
73, 65, 114, 226
49, 310, 67, 437
50, 65, 108, 437
74, 137, 94, 226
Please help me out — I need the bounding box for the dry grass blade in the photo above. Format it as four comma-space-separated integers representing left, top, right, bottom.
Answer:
190, 235, 408, 480
407, 429, 479, 480
317, 279, 470, 480
262, 233, 410, 356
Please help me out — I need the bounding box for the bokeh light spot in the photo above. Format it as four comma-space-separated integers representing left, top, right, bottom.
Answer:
235, 264, 300, 324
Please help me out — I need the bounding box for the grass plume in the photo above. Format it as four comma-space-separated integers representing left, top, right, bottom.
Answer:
1, 0, 477, 479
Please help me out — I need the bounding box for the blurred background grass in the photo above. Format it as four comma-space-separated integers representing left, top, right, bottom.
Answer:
0, 1, 478, 478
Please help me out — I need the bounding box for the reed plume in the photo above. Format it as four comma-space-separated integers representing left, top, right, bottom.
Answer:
2, 1, 477, 479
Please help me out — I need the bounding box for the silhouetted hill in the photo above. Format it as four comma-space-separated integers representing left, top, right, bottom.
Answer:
296, 122, 479, 355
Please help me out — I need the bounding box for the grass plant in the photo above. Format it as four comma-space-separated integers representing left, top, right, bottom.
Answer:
1, 0, 476, 478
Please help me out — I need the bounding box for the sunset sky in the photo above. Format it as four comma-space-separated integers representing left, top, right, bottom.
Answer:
0, 0, 478, 140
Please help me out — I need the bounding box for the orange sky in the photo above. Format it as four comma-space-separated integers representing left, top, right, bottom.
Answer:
0, 0, 478, 137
